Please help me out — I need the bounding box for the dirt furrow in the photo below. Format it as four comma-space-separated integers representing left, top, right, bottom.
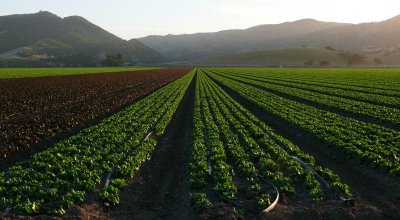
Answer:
108, 73, 196, 220
208, 74, 400, 219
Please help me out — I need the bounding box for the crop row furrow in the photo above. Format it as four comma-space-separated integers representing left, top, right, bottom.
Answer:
216, 69, 400, 109
0, 70, 195, 214
211, 70, 400, 128
205, 70, 400, 177
215, 68, 400, 96
200, 70, 351, 196
189, 69, 351, 212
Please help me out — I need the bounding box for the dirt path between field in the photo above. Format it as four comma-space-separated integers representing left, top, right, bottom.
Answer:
208, 74, 400, 219
107, 73, 196, 220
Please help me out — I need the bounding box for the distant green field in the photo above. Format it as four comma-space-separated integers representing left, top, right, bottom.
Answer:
0, 67, 160, 79
219, 68, 400, 89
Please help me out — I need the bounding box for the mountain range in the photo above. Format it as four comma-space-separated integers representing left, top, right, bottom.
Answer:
137, 15, 400, 65
1, 11, 400, 67
0, 11, 162, 66
138, 19, 347, 62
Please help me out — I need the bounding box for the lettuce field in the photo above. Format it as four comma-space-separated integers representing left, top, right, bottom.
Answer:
0, 68, 399, 219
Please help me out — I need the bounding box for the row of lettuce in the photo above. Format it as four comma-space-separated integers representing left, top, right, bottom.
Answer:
205, 69, 400, 177
223, 68, 400, 96
0, 70, 195, 215
189, 70, 350, 211
209, 69, 400, 128
239, 71, 400, 108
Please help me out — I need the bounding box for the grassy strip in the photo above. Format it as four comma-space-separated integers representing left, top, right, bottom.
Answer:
0, 67, 161, 79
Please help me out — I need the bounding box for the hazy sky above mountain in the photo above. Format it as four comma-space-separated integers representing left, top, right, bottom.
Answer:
1, 0, 399, 39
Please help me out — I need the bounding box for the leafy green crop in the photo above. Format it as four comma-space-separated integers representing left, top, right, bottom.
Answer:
206, 68, 400, 177
213, 69, 400, 127
188, 69, 351, 212
0, 70, 195, 215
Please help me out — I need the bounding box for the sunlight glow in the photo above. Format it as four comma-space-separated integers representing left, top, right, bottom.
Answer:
0, 0, 399, 39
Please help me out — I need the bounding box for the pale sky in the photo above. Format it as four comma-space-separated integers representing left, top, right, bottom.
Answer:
1, 0, 399, 39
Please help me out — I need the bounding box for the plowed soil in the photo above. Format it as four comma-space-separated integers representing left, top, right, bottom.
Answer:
0, 68, 191, 169
64, 69, 196, 220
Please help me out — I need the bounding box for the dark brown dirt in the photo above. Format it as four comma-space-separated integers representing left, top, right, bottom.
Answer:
264, 202, 385, 220
207, 72, 400, 219
0, 68, 191, 169
108, 71, 195, 220
4, 69, 399, 220
61, 70, 197, 220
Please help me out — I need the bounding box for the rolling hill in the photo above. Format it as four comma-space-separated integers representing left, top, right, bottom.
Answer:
137, 19, 348, 62
0, 11, 163, 66
137, 15, 400, 64
2, 11, 399, 67
199, 47, 372, 67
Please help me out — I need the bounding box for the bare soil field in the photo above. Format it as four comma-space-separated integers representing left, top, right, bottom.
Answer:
0, 68, 191, 168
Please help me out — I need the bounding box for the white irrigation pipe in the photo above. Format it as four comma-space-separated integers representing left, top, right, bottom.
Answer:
291, 156, 331, 188
104, 167, 114, 188
3, 203, 12, 215
103, 131, 154, 206
264, 132, 331, 188
260, 179, 280, 213
204, 134, 212, 176
213, 177, 280, 214
104, 131, 152, 189
200, 114, 280, 213
204, 142, 279, 213
207, 160, 212, 176
107, 131, 152, 188
143, 131, 153, 142
338, 196, 355, 206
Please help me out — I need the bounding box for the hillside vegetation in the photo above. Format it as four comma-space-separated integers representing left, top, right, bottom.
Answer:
0, 11, 163, 67
138, 15, 400, 64
200, 47, 372, 66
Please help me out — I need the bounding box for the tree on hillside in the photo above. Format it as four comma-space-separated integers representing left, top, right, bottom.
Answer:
101, 53, 123, 66
320, 60, 330, 67
346, 53, 364, 65
374, 58, 383, 65
304, 60, 314, 67
338, 52, 365, 65
325, 46, 336, 51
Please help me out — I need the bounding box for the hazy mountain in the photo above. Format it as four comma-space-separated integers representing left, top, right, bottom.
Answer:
2, 11, 399, 66
0, 11, 163, 66
282, 15, 400, 51
137, 19, 349, 62
137, 15, 400, 63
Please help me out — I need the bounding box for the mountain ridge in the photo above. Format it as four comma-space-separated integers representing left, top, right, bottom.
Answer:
2, 11, 400, 66
0, 11, 163, 66
136, 15, 400, 63
136, 19, 350, 61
